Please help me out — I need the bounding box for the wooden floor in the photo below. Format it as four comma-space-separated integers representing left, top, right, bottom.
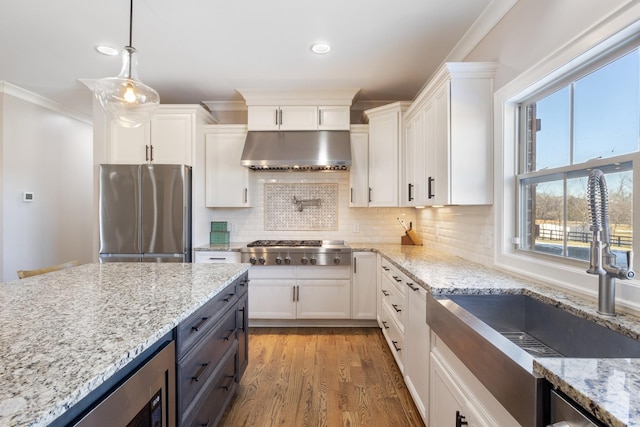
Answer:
220, 327, 425, 427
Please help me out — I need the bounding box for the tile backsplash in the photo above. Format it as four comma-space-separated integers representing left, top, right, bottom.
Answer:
202, 171, 417, 245
264, 183, 338, 231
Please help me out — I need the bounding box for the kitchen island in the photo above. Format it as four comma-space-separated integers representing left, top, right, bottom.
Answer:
0, 262, 249, 427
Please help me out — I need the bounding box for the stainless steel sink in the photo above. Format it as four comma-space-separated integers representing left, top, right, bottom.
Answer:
446, 294, 640, 358
426, 293, 640, 427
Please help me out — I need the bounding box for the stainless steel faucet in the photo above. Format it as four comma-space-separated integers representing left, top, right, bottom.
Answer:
586, 169, 634, 316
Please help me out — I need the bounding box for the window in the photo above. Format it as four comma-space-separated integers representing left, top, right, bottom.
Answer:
517, 47, 639, 268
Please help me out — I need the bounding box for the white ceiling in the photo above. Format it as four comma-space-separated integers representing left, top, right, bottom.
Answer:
0, 0, 512, 120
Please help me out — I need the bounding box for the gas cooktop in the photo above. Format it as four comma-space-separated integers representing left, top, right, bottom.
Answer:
241, 240, 351, 266
246, 240, 323, 247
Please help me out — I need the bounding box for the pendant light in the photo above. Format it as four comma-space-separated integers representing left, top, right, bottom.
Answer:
94, 0, 159, 128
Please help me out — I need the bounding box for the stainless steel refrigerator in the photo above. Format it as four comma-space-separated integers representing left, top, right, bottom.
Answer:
99, 164, 192, 262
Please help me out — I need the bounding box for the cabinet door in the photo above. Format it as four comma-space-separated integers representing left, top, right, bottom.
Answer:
109, 122, 149, 163
205, 128, 251, 207
403, 111, 425, 207
351, 252, 377, 319
349, 130, 369, 207
430, 353, 475, 427
150, 113, 194, 165
279, 106, 318, 130
430, 81, 450, 206
318, 105, 350, 130
405, 282, 430, 423
297, 279, 351, 319
247, 106, 280, 131
368, 112, 399, 207
248, 279, 296, 319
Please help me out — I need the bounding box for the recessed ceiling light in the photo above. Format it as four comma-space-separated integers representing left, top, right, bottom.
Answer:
96, 45, 119, 56
311, 43, 331, 54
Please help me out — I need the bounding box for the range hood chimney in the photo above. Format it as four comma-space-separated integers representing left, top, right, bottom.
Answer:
240, 130, 351, 171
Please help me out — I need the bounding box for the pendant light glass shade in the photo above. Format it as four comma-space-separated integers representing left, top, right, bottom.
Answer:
94, 0, 160, 128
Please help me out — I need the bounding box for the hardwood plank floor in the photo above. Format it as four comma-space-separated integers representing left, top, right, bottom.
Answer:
220, 327, 425, 427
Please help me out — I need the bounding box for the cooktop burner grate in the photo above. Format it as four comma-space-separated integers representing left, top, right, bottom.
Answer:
499, 331, 564, 357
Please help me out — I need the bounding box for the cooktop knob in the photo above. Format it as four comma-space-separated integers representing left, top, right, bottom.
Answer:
275, 256, 283, 265
334, 257, 341, 265
284, 257, 291, 265
249, 257, 257, 265
258, 257, 266, 265
310, 258, 317, 265
301, 257, 308, 265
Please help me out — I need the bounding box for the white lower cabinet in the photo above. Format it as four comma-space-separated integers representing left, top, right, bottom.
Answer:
430, 333, 522, 427
248, 266, 351, 320
405, 280, 430, 424
351, 252, 378, 319
193, 251, 241, 263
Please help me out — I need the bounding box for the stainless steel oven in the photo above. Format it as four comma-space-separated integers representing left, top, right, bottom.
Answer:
74, 341, 176, 427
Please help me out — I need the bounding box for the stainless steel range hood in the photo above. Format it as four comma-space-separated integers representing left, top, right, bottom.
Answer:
240, 130, 351, 171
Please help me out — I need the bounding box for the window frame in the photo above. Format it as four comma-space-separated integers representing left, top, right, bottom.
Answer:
494, 8, 640, 310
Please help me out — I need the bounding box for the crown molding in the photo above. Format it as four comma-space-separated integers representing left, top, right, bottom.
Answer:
1, 81, 92, 124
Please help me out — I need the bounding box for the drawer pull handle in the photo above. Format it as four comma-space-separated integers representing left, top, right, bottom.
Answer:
221, 375, 235, 391
191, 363, 210, 382
392, 276, 402, 282
208, 257, 227, 260
223, 293, 235, 302
239, 280, 249, 287
407, 283, 419, 291
382, 290, 389, 296
381, 320, 389, 330
382, 266, 389, 271
392, 341, 401, 352
222, 329, 234, 341
191, 317, 209, 332
198, 422, 209, 427
392, 304, 402, 312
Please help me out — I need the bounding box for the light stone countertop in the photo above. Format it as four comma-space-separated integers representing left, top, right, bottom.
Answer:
0, 262, 249, 427
352, 243, 640, 427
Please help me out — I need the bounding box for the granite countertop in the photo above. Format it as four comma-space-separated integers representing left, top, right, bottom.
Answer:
359, 243, 640, 427
0, 262, 249, 427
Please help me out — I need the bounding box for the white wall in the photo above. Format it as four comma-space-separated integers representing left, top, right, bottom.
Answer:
415, 0, 634, 267
0, 86, 93, 281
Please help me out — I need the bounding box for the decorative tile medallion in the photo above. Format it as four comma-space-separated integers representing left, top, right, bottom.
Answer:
264, 183, 338, 230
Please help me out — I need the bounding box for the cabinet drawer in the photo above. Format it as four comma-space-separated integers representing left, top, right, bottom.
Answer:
381, 262, 406, 296
382, 303, 405, 372
177, 307, 237, 416
176, 283, 238, 356
382, 283, 405, 333
181, 343, 238, 427
194, 251, 241, 263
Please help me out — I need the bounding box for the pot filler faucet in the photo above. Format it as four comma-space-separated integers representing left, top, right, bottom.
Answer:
586, 169, 634, 316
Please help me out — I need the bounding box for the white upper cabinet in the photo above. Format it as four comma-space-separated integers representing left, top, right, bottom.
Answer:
364, 102, 411, 207
204, 125, 252, 207
247, 105, 318, 131
407, 62, 497, 206
318, 105, 350, 130
239, 89, 358, 132
105, 105, 214, 166
349, 125, 369, 207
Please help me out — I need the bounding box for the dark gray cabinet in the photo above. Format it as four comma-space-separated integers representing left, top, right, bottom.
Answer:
176, 272, 249, 427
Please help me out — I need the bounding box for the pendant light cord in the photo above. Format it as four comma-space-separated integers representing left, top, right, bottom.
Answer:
128, 0, 133, 77
128, 0, 133, 47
